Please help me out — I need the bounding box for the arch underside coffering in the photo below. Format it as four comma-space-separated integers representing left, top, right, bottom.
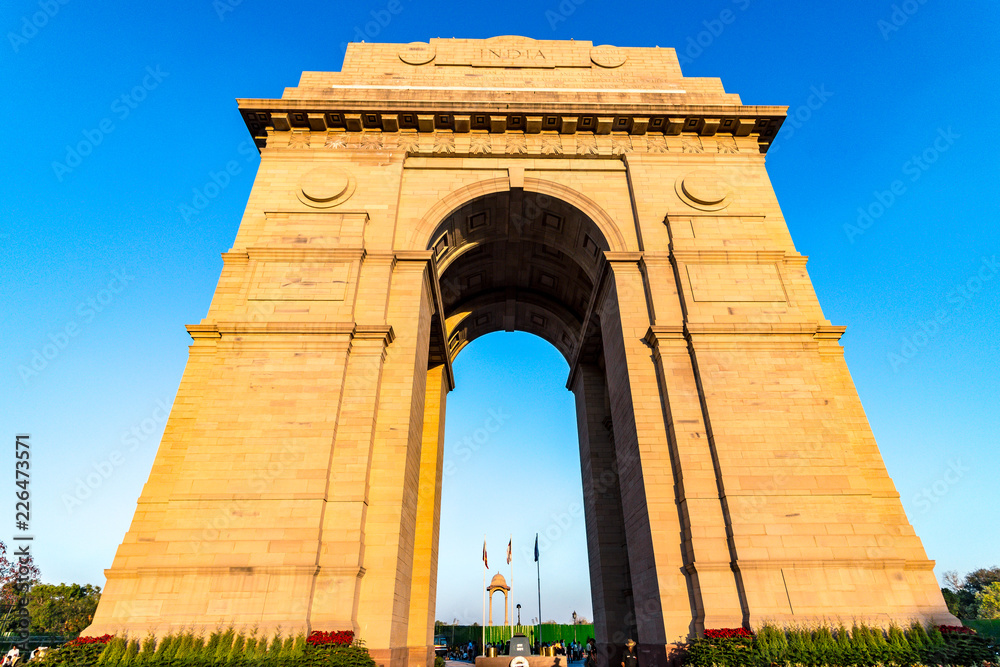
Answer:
427, 190, 611, 366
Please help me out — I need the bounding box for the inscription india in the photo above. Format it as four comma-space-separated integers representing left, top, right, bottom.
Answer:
480, 48, 546, 60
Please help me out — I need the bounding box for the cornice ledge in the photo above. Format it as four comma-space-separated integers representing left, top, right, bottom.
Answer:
814, 325, 847, 341
221, 251, 250, 264
104, 565, 322, 578
186, 324, 221, 339
683, 560, 736, 574
604, 251, 643, 263
237, 97, 788, 118
642, 325, 685, 348
670, 249, 797, 264
734, 558, 909, 571
353, 324, 395, 345
216, 322, 357, 336
238, 102, 785, 153
245, 246, 365, 262
685, 323, 820, 336
394, 250, 435, 262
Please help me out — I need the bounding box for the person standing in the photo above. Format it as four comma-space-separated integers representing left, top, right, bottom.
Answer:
620, 639, 637, 667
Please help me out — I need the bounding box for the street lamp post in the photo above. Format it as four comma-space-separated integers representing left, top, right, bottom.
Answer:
572, 611, 577, 643
517, 604, 522, 625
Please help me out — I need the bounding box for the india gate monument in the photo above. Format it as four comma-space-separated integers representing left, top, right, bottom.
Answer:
85, 37, 957, 666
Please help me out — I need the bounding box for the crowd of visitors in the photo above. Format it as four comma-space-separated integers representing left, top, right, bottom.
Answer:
445, 637, 603, 663
1, 646, 49, 666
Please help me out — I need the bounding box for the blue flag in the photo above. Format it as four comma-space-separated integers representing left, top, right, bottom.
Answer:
534, 533, 539, 562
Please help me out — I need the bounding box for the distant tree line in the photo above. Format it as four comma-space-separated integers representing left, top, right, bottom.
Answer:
942, 567, 1000, 620
0, 540, 101, 638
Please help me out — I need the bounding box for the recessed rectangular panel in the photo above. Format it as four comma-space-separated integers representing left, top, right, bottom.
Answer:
686, 263, 786, 302
250, 262, 350, 301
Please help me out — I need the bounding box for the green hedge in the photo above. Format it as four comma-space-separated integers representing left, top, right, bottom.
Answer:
35, 630, 375, 667
685, 623, 999, 667
964, 618, 1000, 639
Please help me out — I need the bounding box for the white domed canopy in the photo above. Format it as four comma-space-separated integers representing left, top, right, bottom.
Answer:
488, 572, 509, 590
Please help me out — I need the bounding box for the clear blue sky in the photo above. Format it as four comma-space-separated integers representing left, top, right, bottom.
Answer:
2, 0, 998, 627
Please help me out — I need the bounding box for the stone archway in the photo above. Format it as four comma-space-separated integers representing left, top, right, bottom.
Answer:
86, 36, 957, 667
422, 186, 645, 650
487, 573, 511, 626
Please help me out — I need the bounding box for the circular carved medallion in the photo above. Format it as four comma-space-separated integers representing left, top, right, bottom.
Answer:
399, 42, 436, 66
591, 45, 627, 68
675, 172, 734, 211
296, 167, 355, 208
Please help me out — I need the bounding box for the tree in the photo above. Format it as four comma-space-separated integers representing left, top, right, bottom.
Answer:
943, 570, 964, 591
26, 583, 101, 636
963, 567, 1000, 594
0, 541, 101, 638
942, 566, 1000, 619
975, 582, 1000, 620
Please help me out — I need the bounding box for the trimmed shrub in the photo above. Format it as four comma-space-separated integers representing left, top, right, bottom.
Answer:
683, 622, 999, 667
685, 628, 755, 667
302, 643, 376, 667
36, 629, 377, 667
39, 634, 113, 666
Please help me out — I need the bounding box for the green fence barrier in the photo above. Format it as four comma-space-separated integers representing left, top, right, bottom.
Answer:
0, 634, 70, 650
536, 624, 594, 644
434, 624, 595, 649
484, 625, 535, 645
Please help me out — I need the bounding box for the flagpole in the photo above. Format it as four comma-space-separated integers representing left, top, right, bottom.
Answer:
535, 533, 542, 647
509, 534, 513, 629
482, 535, 487, 656
536, 556, 541, 644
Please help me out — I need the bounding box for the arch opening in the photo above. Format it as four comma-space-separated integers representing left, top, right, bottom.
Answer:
424, 191, 638, 648
434, 331, 595, 630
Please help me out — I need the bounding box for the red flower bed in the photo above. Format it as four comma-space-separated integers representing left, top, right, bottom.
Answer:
938, 625, 975, 635
307, 630, 355, 646
65, 634, 113, 646
703, 628, 753, 639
